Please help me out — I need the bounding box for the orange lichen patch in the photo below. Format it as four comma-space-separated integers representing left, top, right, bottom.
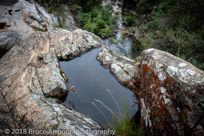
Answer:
141, 63, 154, 78
134, 61, 178, 135
140, 63, 161, 92
132, 50, 204, 136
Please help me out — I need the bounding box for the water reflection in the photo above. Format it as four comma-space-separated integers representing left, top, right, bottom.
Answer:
60, 48, 137, 128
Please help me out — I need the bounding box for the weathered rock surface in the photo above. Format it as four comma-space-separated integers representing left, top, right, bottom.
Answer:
0, 0, 53, 54
32, 0, 77, 31
97, 46, 136, 87
0, 0, 76, 56
0, 28, 103, 135
132, 48, 204, 136
55, 4, 77, 31
0, 0, 104, 135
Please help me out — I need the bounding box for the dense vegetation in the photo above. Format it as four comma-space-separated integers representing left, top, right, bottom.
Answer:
70, 0, 119, 38
47, 0, 119, 38
124, 0, 204, 69
45, 0, 204, 69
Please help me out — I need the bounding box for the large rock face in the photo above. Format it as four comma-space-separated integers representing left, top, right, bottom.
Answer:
0, 0, 76, 56
0, 28, 104, 135
0, 0, 52, 54
132, 48, 204, 136
0, 0, 104, 135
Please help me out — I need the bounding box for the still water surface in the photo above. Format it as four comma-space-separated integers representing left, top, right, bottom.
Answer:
60, 48, 137, 127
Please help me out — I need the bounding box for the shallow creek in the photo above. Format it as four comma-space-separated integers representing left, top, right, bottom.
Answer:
103, 0, 138, 58
60, 48, 137, 128
103, 32, 138, 58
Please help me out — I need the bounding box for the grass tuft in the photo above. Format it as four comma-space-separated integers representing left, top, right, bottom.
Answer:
110, 104, 145, 136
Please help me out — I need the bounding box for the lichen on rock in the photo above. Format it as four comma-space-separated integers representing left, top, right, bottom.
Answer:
132, 48, 204, 136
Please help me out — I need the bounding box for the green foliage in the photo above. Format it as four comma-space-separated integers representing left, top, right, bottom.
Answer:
110, 105, 145, 136
97, 24, 111, 38
48, 7, 53, 13
83, 22, 97, 33
190, 59, 204, 70
136, 0, 161, 14
135, 0, 204, 70
76, 5, 118, 38
48, 0, 62, 13
125, 15, 136, 26
72, 0, 102, 12
79, 12, 92, 26
138, 36, 152, 51
96, 19, 106, 29
69, 0, 119, 37
57, 17, 66, 29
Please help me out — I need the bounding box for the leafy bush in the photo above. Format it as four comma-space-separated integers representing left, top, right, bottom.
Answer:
83, 22, 97, 33
190, 59, 204, 70
68, 0, 119, 38
79, 12, 92, 26
76, 6, 118, 38
125, 15, 135, 26
96, 19, 106, 29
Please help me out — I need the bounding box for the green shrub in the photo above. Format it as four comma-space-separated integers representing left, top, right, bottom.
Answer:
48, 0, 62, 12
96, 19, 106, 29
75, 2, 118, 38
83, 22, 97, 33
96, 24, 111, 38
134, 0, 204, 70
48, 7, 53, 13
79, 13, 90, 24
125, 15, 135, 26
190, 59, 204, 70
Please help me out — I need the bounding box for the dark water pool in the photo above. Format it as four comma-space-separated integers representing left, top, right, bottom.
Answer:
60, 48, 137, 128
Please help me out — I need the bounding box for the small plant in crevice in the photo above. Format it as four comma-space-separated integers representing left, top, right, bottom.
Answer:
92, 89, 145, 136
110, 105, 144, 136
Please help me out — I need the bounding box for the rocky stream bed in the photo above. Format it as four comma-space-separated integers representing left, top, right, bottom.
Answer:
0, 0, 203, 136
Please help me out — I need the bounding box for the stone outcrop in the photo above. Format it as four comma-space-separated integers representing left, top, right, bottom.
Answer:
0, 0, 18, 6
97, 46, 136, 87
0, 0, 104, 135
0, 0, 52, 55
0, 0, 77, 56
132, 48, 204, 136
55, 4, 77, 31
0, 28, 103, 135
0, 28, 104, 135
33, 0, 77, 31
